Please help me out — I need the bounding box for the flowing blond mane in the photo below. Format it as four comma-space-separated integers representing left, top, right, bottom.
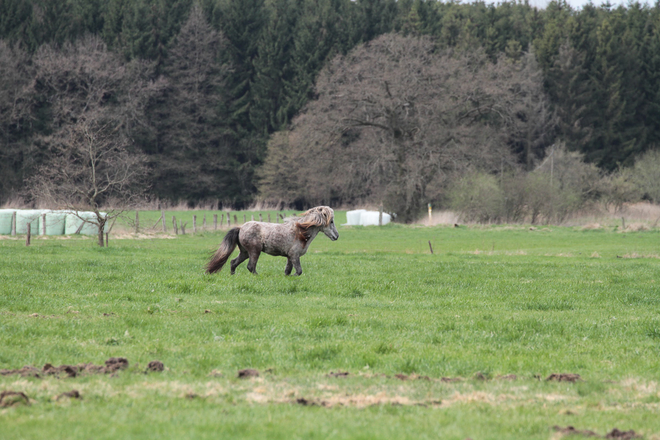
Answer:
294, 206, 334, 242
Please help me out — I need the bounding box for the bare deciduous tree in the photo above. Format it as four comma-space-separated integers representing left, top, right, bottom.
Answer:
26, 36, 161, 245
259, 34, 555, 221
28, 116, 149, 246
29, 115, 148, 247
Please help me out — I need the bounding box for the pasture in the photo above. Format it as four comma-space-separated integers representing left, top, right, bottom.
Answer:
1, 217, 660, 439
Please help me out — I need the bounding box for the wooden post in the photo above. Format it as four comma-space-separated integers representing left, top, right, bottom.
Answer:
251, 214, 254, 221
26, 223, 31, 246
428, 241, 434, 254
11, 211, 16, 236
379, 204, 383, 226
105, 233, 109, 247
621, 216, 626, 230
214, 214, 218, 230
135, 210, 139, 233
203, 215, 206, 230
180, 220, 185, 234
173, 216, 178, 235
227, 213, 231, 227
233, 214, 237, 225
193, 215, 197, 233
41, 213, 46, 235
259, 213, 263, 222
243, 214, 246, 224
268, 213, 271, 223
221, 214, 224, 227
161, 210, 166, 232
276, 214, 279, 223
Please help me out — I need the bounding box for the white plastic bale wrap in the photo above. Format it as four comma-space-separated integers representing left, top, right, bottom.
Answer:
15, 210, 45, 234
359, 211, 391, 226
65, 212, 107, 235
41, 210, 67, 235
0, 209, 15, 234
345, 209, 367, 226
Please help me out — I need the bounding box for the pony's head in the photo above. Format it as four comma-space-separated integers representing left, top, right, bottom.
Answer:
296, 206, 339, 242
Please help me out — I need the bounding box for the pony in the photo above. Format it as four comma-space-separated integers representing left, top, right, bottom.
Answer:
206, 206, 339, 276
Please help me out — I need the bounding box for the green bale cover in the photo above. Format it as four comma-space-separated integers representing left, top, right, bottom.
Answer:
42, 211, 67, 235
15, 210, 45, 234
65, 212, 107, 235
0, 209, 15, 235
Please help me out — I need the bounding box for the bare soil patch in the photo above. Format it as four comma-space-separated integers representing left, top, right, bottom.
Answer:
237, 369, 259, 379
553, 426, 599, 437
1, 358, 129, 378
55, 390, 81, 400
146, 361, 164, 372
552, 426, 641, 439
546, 373, 582, 382
0, 390, 29, 407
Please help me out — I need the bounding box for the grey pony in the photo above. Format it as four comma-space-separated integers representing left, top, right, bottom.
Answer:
206, 206, 339, 276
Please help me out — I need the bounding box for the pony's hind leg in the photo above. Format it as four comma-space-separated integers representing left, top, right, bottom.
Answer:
246, 250, 261, 275
230, 248, 249, 275
284, 258, 293, 275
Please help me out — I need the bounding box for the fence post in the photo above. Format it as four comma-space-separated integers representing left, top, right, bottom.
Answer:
243, 214, 246, 224
227, 213, 231, 227
251, 214, 254, 221
379, 204, 383, 226
11, 211, 16, 236
259, 213, 263, 222
42, 213, 47, 235
173, 216, 178, 235
105, 233, 109, 247
203, 215, 206, 230
135, 211, 139, 233
233, 215, 237, 225
221, 214, 224, 227
214, 214, 218, 230
161, 210, 166, 232
193, 215, 197, 234
268, 213, 271, 223
26, 223, 31, 246
180, 220, 185, 234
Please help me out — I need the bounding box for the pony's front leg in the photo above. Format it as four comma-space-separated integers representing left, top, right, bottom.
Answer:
291, 256, 303, 276
247, 250, 261, 275
284, 258, 293, 276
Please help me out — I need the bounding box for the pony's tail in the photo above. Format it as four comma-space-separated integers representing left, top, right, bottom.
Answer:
206, 227, 241, 274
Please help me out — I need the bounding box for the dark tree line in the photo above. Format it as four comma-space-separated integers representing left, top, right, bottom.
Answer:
1, 0, 660, 208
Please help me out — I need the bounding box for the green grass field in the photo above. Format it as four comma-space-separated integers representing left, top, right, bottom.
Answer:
1, 217, 660, 439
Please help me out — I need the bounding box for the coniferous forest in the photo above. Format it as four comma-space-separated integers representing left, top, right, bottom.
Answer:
2, 0, 660, 216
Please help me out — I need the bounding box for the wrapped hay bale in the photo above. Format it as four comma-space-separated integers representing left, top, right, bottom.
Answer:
65, 212, 106, 235
345, 209, 367, 226
15, 210, 45, 234
0, 209, 15, 235
41, 211, 67, 235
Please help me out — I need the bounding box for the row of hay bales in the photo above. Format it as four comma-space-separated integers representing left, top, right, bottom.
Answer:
0, 209, 106, 235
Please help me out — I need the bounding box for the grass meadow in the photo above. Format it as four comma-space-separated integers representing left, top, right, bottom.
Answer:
1, 214, 660, 439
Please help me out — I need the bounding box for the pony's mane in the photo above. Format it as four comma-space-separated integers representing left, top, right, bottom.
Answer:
293, 206, 334, 243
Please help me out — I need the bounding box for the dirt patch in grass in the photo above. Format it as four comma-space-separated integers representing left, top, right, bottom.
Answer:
238, 369, 259, 379
546, 373, 582, 382
553, 425, 599, 437
0, 390, 29, 407
1, 358, 129, 378
146, 361, 164, 372
55, 390, 81, 401
552, 426, 641, 439
293, 393, 419, 408
327, 371, 350, 378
